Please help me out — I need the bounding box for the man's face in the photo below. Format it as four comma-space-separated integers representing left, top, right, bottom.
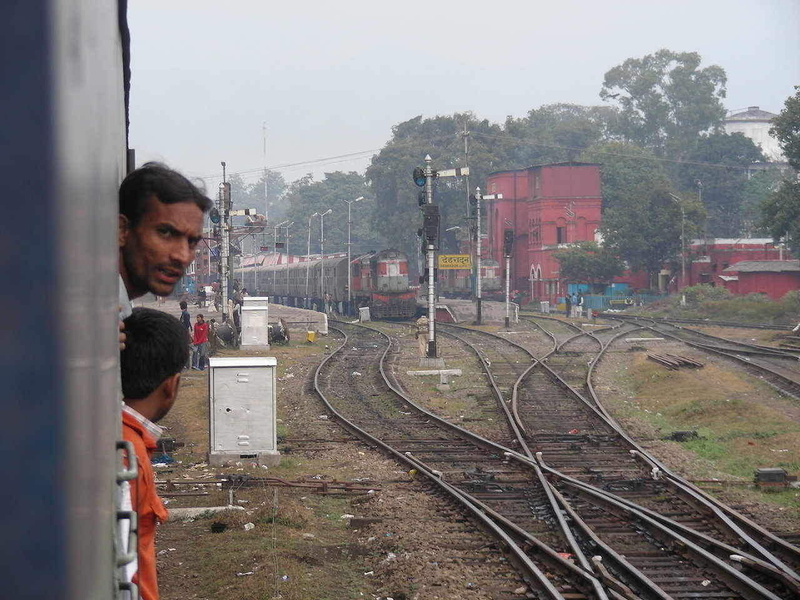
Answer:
119, 196, 204, 299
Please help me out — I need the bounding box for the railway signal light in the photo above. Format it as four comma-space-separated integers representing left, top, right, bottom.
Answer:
412, 167, 426, 187
209, 207, 221, 224
422, 204, 440, 243
503, 229, 514, 257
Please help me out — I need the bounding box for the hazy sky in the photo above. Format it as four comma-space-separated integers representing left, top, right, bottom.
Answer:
128, 0, 799, 190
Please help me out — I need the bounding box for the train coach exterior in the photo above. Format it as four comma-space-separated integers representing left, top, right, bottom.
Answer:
236, 249, 415, 318
438, 259, 502, 299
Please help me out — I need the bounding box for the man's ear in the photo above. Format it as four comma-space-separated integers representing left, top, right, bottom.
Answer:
118, 214, 130, 248
162, 372, 182, 404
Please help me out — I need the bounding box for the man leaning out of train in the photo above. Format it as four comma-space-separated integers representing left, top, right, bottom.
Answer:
120, 307, 190, 600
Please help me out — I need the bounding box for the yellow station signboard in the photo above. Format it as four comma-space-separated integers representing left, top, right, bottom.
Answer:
438, 254, 472, 269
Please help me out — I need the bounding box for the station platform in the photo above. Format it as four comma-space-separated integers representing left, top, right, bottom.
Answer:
429, 297, 519, 325
132, 295, 330, 336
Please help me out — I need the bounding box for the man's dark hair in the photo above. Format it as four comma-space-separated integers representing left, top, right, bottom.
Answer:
179, 301, 187, 310
119, 162, 213, 227
121, 308, 189, 399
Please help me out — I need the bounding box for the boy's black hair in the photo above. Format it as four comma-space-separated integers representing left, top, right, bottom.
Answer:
119, 162, 213, 227
179, 300, 187, 310
121, 308, 189, 400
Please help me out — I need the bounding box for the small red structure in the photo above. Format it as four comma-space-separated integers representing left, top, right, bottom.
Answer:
484, 162, 602, 304
684, 238, 786, 288
720, 260, 800, 299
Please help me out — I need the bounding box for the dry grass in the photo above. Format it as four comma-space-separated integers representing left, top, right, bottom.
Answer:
154, 337, 393, 600
597, 347, 800, 519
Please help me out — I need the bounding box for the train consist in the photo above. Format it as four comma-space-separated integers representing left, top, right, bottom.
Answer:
237, 249, 417, 319
438, 259, 503, 299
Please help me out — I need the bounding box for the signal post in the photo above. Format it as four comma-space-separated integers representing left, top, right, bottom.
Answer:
413, 156, 468, 359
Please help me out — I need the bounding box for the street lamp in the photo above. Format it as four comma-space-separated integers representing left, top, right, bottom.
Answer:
319, 208, 332, 312
668, 193, 686, 288
343, 196, 364, 315
283, 221, 294, 305
306, 212, 319, 308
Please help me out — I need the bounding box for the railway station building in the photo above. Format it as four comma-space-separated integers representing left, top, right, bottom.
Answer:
483, 162, 602, 304
480, 164, 796, 305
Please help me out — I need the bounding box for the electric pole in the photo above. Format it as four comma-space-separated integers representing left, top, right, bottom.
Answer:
471, 187, 502, 325
219, 162, 231, 320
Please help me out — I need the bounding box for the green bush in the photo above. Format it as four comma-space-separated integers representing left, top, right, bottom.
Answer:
640, 285, 800, 325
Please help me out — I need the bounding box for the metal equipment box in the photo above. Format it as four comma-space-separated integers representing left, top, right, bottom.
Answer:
243, 296, 270, 308
208, 357, 280, 466
241, 305, 270, 348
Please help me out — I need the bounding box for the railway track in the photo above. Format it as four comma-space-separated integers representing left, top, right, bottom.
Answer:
437, 322, 800, 597
316, 321, 799, 598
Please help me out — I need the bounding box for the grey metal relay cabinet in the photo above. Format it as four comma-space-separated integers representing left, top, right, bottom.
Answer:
208, 357, 280, 466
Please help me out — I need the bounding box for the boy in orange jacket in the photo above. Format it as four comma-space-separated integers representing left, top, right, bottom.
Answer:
120, 307, 189, 600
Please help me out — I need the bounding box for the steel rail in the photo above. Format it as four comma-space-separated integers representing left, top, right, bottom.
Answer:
315, 323, 598, 598
437, 323, 786, 598
440, 321, 800, 591
586, 323, 800, 581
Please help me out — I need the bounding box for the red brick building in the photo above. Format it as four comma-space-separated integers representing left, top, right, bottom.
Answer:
682, 238, 787, 288
483, 162, 602, 303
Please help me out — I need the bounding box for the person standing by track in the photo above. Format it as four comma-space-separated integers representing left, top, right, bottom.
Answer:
191, 313, 209, 370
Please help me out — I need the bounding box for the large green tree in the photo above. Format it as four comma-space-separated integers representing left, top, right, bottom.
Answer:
760, 87, 800, 254
601, 183, 704, 287
502, 103, 617, 166
770, 86, 800, 170
366, 113, 506, 266
600, 49, 727, 156
553, 241, 624, 291
671, 132, 765, 237
580, 141, 671, 213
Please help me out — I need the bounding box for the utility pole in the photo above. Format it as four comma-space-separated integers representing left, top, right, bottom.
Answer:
503, 228, 514, 329
219, 162, 231, 320
284, 222, 293, 304
268, 121, 269, 221
344, 196, 364, 316
306, 212, 319, 308
319, 208, 332, 312
471, 188, 502, 325
669, 193, 687, 288
413, 157, 468, 358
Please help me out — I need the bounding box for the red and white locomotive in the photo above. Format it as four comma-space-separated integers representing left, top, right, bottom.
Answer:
236, 248, 416, 319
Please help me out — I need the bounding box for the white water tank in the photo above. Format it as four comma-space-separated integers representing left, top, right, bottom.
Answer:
208, 357, 280, 466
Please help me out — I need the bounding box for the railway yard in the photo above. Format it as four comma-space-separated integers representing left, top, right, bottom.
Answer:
148, 298, 800, 600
